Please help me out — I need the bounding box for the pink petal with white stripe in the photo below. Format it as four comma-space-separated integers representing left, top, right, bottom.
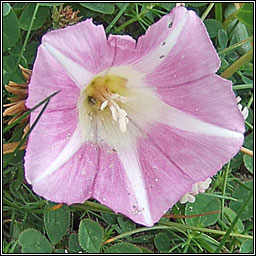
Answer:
156, 74, 245, 132
133, 7, 220, 84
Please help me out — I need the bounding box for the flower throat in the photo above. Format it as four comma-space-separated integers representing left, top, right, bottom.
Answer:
82, 75, 133, 133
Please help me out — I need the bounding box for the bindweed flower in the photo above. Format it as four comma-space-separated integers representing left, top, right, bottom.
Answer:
24, 7, 245, 226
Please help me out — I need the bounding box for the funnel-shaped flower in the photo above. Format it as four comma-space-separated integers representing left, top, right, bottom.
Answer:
25, 7, 244, 226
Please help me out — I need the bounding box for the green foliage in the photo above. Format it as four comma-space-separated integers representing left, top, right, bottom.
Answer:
185, 194, 221, 227
154, 232, 170, 252
44, 202, 70, 244
230, 180, 253, 220
234, 3, 253, 28
19, 4, 49, 31
69, 233, 82, 253
18, 229, 53, 253
3, 3, 11, 16
240, 240, 253, 253
104, 242, 142, 253
204, 19, 223, 38
243, 132, 253, 173
78, 219, 103, 253
79, 3, 115, 14
223, 207, 244, 233
3, 9, 20, 52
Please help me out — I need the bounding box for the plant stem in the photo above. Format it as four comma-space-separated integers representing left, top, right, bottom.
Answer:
240, 147, 253, 157
103, 221, 253, 245
221, 48, 253, 79
106, 3, 130, 34
232, 83, 253, 90
201, 3, 215, 21
245, 121, 253, 130
116, 6, 150, 32
247, 94, 253, 108
221, 162, 230, 219
215, 3, 223, 23
15, 3, 40, 70
218, 36, 253, 55
214, 190, 253, 253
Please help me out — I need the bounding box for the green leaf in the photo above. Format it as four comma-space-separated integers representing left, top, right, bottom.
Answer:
24, 42, 39, 65
102, 213, 117, 225
154, 232, 170, 252
218, 29, 228, 49
20, 3, 49, 31
159, 3, 175, 11
3, 9, 20, 52
243, 155, 253, 173
3, 3, 11, 16
204, 19, 223, 38
243, 132, 253, 173
117, 217, 136, 233
223, 207, 244, 233
44, 202, 70, 245
18, 228, 53, 253
39, 3, 63, 7
235, 3, 253, 28
230, 180, 253, 220
3, 55, 27, 83
54, 249, 65, 253
79, 3, 115, 14
194, 233, 219, 253
230, 152, 243, 170
240, 240, 253, 253
78, 219, 103, 253
225, 4, 252, 55
69, 233, 82, 253
187, 3, 208, 7
218, 56, 229, 73
185, 194, 221, 227
104, 242, 142, 253
139, 246, 153, 253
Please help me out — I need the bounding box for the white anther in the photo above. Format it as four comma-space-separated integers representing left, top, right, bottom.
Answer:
100, 100, 108, 111
110, 105, 118, 121
118, 109, 128, 133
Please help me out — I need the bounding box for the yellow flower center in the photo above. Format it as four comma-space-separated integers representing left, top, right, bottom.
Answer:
81, 75, 133, 133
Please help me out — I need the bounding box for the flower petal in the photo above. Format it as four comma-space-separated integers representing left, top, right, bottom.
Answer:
25, 110, 99, 204
92, 145, 153, 226
132, 7, 220, 85
156, 74, 245, 133
42, 42, 93, 89
136, 122, 243, 223
42, 19, 114, 75
26, 46, 81, 111
90, 115, 154, 226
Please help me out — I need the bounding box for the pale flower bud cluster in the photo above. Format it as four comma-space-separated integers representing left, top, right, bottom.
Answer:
179, 178, 212, 204
237, 96, 249, 120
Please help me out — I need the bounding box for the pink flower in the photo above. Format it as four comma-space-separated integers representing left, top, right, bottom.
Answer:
24, 7, 244, 226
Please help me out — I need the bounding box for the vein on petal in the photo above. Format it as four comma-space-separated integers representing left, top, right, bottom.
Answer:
32, 126, 85, 184
132, 9, 189, 74
42, 42, 93, 89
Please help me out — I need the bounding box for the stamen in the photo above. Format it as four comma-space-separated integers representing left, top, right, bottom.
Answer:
100, 100, 108, 111
110, 105, 118, 121
84, 76, 133, 133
